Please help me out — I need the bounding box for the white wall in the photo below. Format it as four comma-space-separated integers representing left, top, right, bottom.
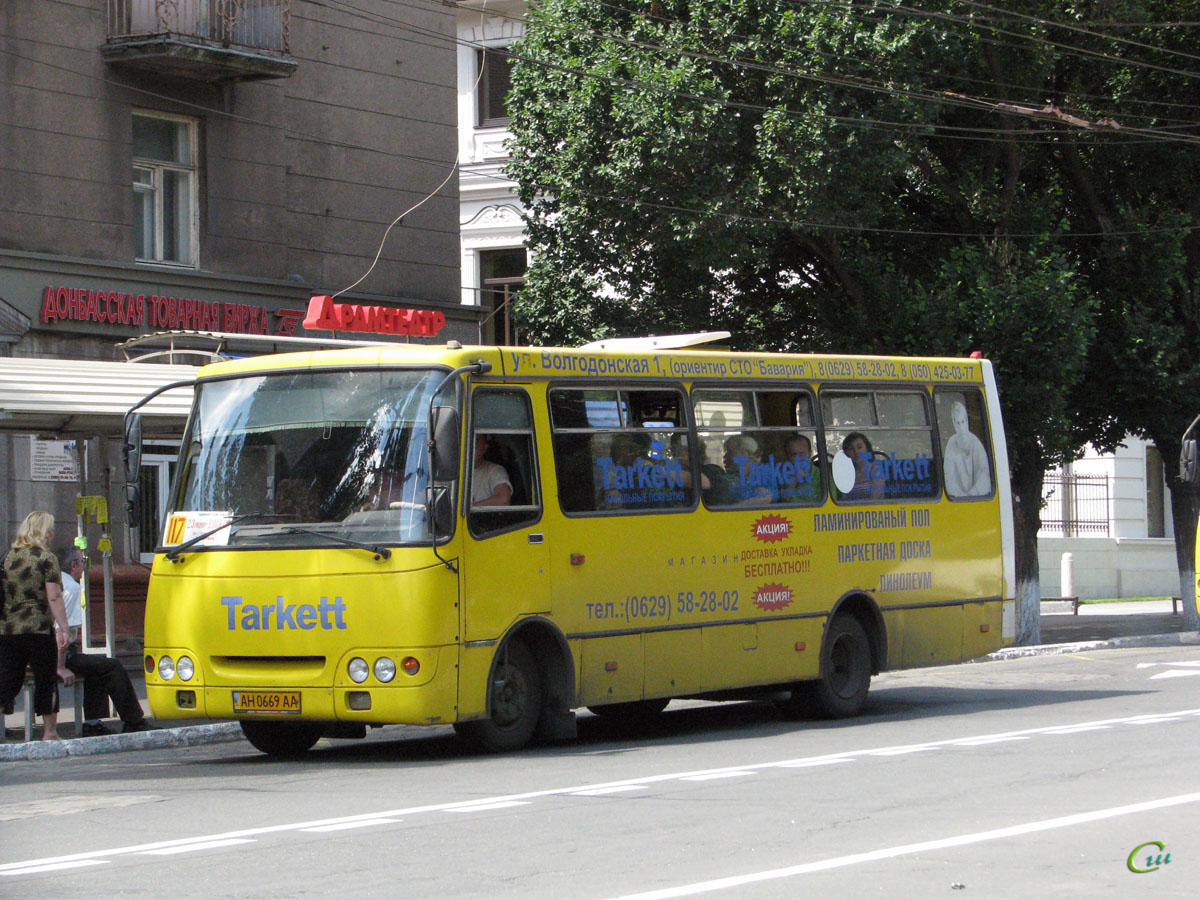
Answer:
1037, 436, 1178, 598
457, 2, 528, 311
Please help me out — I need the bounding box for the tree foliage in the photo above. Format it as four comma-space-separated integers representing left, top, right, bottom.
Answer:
506, 0, 1200, 637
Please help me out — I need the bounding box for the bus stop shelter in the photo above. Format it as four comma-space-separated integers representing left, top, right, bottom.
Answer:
0, 356, 196, 656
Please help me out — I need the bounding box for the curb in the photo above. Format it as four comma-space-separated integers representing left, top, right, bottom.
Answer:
0, 722, 245, 762
984, 630, 1200, 661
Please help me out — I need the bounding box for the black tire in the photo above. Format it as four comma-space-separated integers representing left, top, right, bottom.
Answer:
587, 698, 670, 721
455, 640, 543, 753
240, 720, 323, 756
810, 613, 872, 718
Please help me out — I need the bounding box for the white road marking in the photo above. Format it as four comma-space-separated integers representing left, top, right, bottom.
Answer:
571, 786, 648, 796
446, 801, 531, 813
680, 772, 756, 781
1137, 661, 1200, 668
1043, 726, 1111, 735
952, 736, 1030, 746
867, 747, 938, 756
1150, 670, 1200, 679
605, 791, 1200, 899
141, 839, 255, 856
302, 819, 401, 832
4, 707, 1199, 876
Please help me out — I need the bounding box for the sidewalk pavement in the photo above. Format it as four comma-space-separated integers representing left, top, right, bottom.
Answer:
3, 601, 1198, 761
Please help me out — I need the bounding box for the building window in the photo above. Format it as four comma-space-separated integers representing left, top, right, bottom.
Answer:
132, 112, 197, 266
1147, 445, 1166, 538
479, 247, 526, 345
476, 47, 514, 126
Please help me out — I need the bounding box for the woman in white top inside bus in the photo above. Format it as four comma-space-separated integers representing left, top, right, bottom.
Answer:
842, 432, 885, 500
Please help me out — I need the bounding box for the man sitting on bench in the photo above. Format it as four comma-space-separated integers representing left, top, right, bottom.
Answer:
57, 547, 154, 736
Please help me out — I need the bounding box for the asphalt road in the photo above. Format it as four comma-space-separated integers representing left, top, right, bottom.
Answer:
2, 640, 1198, 898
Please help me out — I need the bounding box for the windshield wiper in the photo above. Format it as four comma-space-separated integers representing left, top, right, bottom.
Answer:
164, 512, 294, 561
281, 526, 392, 561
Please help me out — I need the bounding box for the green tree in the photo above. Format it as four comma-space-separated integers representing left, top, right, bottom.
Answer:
506, 0, 1198, 640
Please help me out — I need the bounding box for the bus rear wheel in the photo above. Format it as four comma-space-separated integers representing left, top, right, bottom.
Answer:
455, 640, 543, 753
240, 720, 323, 756
812, 613, 872, 718
781, 614, 872, 720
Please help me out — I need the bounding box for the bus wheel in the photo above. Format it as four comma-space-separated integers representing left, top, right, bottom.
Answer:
240, 720, 323, 756
455, 640, 543, 753
811, 614, 872, 718
587, 698, 670, 721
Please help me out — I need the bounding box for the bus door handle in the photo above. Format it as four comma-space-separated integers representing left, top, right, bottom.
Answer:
527, 533, 545, 544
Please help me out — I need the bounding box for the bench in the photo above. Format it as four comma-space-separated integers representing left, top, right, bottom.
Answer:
4, 673, 85, 742
1041, 596, 1080, 615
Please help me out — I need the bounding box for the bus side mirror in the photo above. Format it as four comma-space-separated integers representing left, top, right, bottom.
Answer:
1181, 440, 1200, 487
430, 407, 461, 483
1181, 415, 1200, 487
123, 413, 143, 481
123, 414, 144, 517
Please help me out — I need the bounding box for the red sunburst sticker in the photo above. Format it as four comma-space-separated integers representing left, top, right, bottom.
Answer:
754, 583, 793, 611
751, 514, 792, 543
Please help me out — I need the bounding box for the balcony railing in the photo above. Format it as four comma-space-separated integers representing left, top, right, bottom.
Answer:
1041, 472, 1111, 537
102, 1, 296, 82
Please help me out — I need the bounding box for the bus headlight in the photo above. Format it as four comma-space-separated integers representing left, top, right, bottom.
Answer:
158, 656, 176, 681
373, 657, 396, 683
176, 656, 195, 682
348, 657, 369, 684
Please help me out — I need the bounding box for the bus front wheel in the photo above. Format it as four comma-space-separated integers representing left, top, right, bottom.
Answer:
240, 720, 323, 756
455, 640, 543, 753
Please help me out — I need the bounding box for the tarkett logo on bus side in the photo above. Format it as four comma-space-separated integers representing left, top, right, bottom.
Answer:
753, 583, 794, 611
752, 514, 792, 543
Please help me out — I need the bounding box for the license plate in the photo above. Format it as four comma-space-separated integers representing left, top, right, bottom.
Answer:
232, 690, 301, 714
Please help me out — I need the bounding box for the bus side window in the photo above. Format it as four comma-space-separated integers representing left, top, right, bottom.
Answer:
824, 390, 938, 503
935, 390, 994, 499
469, 388, 541, 537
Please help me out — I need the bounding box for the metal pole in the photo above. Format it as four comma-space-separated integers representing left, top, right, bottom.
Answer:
101, 453, 116, 660
75, 439, 90, 650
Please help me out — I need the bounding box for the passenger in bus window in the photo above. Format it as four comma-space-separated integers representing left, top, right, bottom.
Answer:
778, 433, 820, 502
796, 394, 814, 426
842, 432, 885, 500
597, 432, 652, 508
722, 434, 776, 505
472, 435, 513, 507
943, 402, 991, 497
670, 434, 710, 493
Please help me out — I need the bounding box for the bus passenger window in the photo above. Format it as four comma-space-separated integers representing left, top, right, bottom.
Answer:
824, 389, 938, 503
936, 390, 994, 499
469, 389, 540, 537
550, 387, 693, 515
694, 387, 823, 508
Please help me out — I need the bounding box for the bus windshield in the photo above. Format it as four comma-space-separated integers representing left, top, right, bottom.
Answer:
173, 368, 450, 549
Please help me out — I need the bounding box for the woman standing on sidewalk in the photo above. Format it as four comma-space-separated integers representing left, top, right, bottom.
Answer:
0, 511, 70, 740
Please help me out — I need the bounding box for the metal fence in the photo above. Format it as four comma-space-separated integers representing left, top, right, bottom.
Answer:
1041, 472, 1111, 537
106, 0, 291, 54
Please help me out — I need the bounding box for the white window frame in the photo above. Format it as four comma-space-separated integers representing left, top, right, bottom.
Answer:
132, 111, 199, 267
